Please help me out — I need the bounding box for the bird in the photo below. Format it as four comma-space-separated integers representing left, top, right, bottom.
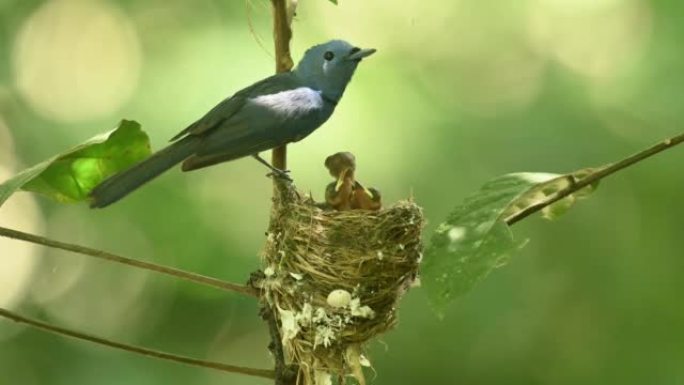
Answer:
89, 40, 376, 208
352, 183, 382, 211
324, 152, 382, 211
324, 152, 357, 211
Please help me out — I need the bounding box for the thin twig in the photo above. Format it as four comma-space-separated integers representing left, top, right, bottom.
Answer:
245, 0, 273, 59
262, 307, 296, 385
0, 307, 274, 379
266, 1, 295, 384
270, 0, 293, 77
0, 226, 258, 297
506, 132, 684, 225
270, 0, 294, 171
267, 309, 286, 382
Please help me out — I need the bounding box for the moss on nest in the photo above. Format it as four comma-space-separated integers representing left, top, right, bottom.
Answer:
255, 182, 424, 385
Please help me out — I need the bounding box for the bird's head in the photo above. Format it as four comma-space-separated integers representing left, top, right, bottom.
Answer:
325, 151, 357, 191
295, 40, 375, 104
325, 151, 356, 178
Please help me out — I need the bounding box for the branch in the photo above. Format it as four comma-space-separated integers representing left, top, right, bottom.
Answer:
262, 308, 297, 385
270, 0, 294, 171
0, 307, 274, 379
505, 131, 684, 225
265, 2, 295, 384
0, 226, 257, 298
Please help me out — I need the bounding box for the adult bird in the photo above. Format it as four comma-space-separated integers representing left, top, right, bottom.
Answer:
89, 40, 376, 208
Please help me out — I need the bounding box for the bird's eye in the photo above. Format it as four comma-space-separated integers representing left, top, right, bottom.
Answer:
350, 47, 361, 55
323, 51, 335, 61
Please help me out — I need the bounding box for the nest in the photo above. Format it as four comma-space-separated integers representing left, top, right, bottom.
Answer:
256, 182, 424, 385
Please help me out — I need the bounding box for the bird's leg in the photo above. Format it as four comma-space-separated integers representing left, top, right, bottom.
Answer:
252, 154, 293, 181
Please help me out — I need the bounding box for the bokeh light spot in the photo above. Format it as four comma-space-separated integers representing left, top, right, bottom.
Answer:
0, 120, 43, 309
12, 0, 142, 122
0, 120, 44, 341
528, 0, 652, 80
37, 209, 156, 341
0, 178, 41, 311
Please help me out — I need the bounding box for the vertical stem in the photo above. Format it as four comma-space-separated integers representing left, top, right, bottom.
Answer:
263, 307, 296, 385
268, 1, 295, 384
270, 0, 294, 171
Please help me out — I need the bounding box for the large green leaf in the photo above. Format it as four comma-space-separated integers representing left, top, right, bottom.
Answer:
423, 171, 599, 314
0, 120, 150, 207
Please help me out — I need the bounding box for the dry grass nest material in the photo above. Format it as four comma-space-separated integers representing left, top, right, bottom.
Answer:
257, 183, 425, 385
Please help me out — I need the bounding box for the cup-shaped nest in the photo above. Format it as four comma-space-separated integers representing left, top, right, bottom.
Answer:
257, 184, 424, 385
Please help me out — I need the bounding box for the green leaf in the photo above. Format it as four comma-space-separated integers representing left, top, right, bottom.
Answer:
424, 168, 604, 314
0, 120, 150, 207
541, 194, 576, 220
329, 0, 338, 4
569, 167, 601, 199
501, 174, 572, 221
423, 172, 561, 314
502, 167, 602, 222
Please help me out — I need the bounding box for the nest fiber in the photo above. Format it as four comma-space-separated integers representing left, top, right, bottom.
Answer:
258, 183, 424, 385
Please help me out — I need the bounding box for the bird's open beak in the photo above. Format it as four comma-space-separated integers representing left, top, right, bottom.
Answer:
335, 168, 350, 191
355, 181, 375, 199
348, 48, 377, 61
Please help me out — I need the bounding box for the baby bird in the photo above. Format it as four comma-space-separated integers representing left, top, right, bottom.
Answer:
324, 152, 356, 211
324, 152, 382, 211
352, 183, 382, 211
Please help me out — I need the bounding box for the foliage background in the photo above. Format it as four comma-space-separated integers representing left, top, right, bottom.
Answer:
1, 0, 683, 384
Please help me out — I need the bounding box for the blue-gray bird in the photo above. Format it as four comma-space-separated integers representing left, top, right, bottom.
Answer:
89, 40, 375, 208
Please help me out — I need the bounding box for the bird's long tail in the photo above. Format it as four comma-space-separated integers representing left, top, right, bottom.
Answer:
89, 136, 199, 208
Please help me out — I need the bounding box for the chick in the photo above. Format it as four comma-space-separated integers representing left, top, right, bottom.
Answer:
324, 152, 357, 211
323, 152, 382, 211
352, 182, 382, 211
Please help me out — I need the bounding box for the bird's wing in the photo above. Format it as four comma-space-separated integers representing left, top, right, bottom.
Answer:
181, 121, 280, 171
180, 73, 328, 171
170, 72, 302, 141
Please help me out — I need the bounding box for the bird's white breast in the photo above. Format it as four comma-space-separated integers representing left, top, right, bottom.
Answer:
248, 87, 324, 118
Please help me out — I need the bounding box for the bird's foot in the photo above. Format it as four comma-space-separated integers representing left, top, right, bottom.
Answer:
252, 154, 293, 182
267, 168, 293, 182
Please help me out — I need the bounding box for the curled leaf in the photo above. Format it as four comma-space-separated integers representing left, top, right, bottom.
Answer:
0, 120, 150, 207
423, 170, 602, 315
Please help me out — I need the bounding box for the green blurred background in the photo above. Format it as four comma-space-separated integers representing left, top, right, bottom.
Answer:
1, 0, 683, 384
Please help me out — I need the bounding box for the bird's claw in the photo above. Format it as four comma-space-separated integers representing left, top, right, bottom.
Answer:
267, 168, 293, 182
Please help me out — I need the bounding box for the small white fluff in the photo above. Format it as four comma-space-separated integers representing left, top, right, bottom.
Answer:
264, 266, 275, 277
314, 370, 332, 385
349, 297, 375, 319
278, 309, 301, 344
289, 272, 303, 280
